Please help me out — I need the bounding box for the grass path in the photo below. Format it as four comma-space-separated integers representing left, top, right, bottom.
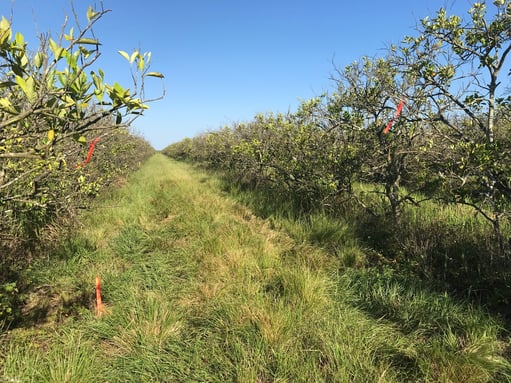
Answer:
1, 153, 509, 382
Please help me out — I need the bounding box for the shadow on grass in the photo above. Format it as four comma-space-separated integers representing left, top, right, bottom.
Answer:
2, 235, 97, 331
220, 177, 511, 328
339, 266, 511, 380
353, 211, 511, 324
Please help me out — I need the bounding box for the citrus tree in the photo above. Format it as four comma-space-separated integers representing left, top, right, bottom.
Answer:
0, 3, 163, 323
0, 4, 163, 247
329, 56, 432, 221
398, 0, 511, 254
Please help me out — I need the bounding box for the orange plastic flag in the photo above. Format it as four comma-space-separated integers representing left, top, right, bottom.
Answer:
95, 275, 104, 317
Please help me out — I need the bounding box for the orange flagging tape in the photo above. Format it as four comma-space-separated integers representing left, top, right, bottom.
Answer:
76, 137, 101, 168
95, 275, 105, 317
384, 100, 405, 134
84, 137, 101, 165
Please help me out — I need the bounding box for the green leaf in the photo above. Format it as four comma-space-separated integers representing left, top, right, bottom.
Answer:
34, 52, 44, 69
118, 50, 130, 61
115, 111, 122, 124
49, 39, 63, 60
20, 53, 28, 67
15, 75, 27, 93
146, 71, 164, 78
63, 95, 76, 107
24, 76, 36, 102
46, 69, 56, 89
91, 71, 103, 89
77, 135, 87, 144
86, 6, 98, 22
0, 17, 11, 45
113, 82, 124, 94
79, 46, 93, 58
130, 51, 138, 64
137, 56, 145, 71
14, 32, 24, 47
0, 97, 16, 113
76, 38, 100, 45
57, 72, 67, 87
94, 90, 104, 102
0, 17, 9, 31
64, 27, 74, 41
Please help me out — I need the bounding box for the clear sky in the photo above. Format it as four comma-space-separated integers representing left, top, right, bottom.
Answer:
7, 0, 476, 149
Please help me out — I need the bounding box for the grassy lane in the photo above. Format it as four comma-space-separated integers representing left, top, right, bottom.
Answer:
1, 153, 509, 382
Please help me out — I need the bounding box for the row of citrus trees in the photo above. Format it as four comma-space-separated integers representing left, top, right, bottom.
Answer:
164, 1, 511, 305
0, 5, 163, 324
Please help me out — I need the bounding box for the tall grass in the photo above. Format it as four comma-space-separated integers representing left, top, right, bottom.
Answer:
0, 153, 509, 382
227, 177, 511, 311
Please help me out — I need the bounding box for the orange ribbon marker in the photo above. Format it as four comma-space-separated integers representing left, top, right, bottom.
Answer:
76, 137, 101, 168
84, 137, 101, 165
384, 100, 405, 134
95, 275, 105, 317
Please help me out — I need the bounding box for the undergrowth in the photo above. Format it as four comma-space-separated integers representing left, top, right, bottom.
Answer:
0, 153, 509, 382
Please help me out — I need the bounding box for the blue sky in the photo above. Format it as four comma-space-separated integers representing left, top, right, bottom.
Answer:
7, 0, 475, 149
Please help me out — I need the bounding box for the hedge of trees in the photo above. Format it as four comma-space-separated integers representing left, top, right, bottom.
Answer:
164, 1, 511, 306
0, 4, 163, 324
